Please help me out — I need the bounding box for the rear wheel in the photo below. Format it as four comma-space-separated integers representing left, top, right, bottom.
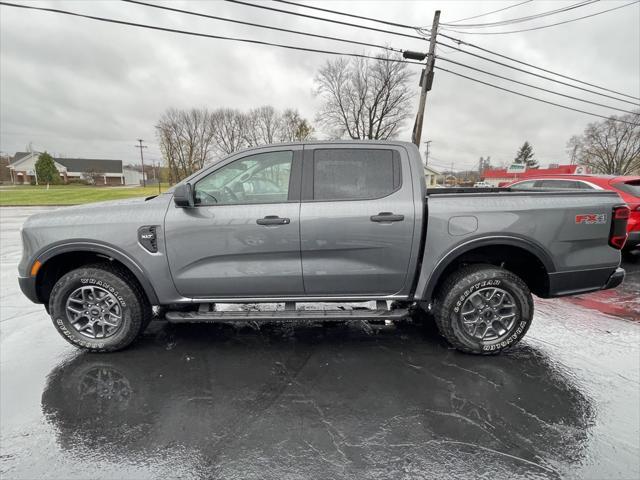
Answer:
48, 264, 151, 352
433, 264, 533, 355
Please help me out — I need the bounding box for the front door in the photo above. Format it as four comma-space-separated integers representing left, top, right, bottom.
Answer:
300, 146, 416, 296
164, 147, 303, 298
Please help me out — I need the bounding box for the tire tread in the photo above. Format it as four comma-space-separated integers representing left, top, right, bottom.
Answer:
433, 264, 533, 355
48, 262, 152, 352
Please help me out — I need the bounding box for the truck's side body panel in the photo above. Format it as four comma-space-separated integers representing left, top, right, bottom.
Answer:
298, 143, 419, 296
165, 202, 304, 297
414, 191, 622, 301
164, 145, 305, 298
18, 194, 181, 303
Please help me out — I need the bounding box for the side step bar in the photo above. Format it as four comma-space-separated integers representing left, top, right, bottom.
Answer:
165, 307, 409, 324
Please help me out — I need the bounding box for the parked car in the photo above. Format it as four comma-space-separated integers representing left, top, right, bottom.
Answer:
18, 142, 629, 355
508, 175, 639, 250
473, 181, 493, 188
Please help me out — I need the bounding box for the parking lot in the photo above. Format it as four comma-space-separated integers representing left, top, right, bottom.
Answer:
1, 207, 639, 479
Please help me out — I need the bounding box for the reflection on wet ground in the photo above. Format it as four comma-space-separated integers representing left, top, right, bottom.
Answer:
1, 208, 639, 480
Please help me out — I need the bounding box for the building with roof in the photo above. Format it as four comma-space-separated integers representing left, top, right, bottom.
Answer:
424, 164, 442, 187
481, 164, 591, 187
6, 152, 145, 185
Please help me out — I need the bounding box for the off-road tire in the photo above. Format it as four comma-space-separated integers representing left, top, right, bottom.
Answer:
49, 263, 152, 352
433, 264, 534, 355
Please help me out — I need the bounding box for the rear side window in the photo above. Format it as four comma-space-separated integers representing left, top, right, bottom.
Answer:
537, 180, 584, 189
312, 149, 401, 201
614, 180, 640, 196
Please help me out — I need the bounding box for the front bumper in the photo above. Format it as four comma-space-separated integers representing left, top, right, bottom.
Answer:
18, 276, 40, 304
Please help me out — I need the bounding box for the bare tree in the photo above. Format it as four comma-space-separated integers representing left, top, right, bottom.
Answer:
314, 51, 414, 139
157, 106, 314, 182
243, 106, 282, 146
279, 109, 314, 142
567, 111, 640, 175
82, 168, 105, 185
209, 108, 247, 155
156, 108, 215, 181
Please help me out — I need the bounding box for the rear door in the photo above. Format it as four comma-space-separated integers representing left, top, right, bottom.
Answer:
164, 146, 303, 298
299, 145, 416, 296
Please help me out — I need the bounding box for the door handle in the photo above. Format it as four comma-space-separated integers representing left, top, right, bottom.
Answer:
370, 212, 404, 223
257, 215, 290, 226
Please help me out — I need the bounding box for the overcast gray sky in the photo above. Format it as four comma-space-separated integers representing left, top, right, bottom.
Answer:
1, 0, 639, 171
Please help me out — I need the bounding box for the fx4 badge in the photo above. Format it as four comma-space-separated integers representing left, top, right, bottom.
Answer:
575, 213, 607, 225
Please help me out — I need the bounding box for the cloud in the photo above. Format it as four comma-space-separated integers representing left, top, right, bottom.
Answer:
1, 0, 638, 169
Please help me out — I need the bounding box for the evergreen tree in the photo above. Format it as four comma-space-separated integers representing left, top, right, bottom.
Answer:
513, 141, 538, 168
35, 152, 60, 185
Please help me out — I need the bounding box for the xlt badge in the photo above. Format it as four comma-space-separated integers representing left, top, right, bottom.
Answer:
138, 226, 158, 253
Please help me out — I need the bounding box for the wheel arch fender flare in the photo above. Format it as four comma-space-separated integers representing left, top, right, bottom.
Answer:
36, 240, 160, 305
420, 235, 556, 301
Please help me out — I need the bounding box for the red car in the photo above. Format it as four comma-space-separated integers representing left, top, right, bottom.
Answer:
507, 175, 640, 250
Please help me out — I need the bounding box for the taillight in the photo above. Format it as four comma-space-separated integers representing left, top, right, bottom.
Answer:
609, 205, 630, 249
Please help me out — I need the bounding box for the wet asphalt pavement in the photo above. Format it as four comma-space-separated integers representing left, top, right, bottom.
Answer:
1, 207, 639, 480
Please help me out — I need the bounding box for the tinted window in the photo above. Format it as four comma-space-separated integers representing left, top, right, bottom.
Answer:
510, 180, 537, 190
195, 151, 293, 206
538, 180, 582, 190
313, 149, 400, 201
614, 180, 640, 196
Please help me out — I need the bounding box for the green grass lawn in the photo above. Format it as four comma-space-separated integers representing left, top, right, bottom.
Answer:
0, 184, 169, 206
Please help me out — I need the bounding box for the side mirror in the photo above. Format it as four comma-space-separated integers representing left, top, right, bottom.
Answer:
173, 183, 194, 208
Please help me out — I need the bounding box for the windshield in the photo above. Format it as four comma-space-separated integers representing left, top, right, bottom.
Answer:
614, 180, 640, 197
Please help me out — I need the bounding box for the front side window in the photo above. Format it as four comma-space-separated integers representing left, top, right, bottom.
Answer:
313, 149, 400, 201
194, 151, 293, 206
510, 180, 537, 190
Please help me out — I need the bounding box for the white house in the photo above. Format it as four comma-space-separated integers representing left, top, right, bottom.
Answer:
123, 166, 146, 186
424, 164, 442, 187
7, 152, 144, 185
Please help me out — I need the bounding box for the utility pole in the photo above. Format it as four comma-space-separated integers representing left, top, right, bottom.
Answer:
404, 10, 440, 148
424, 140, 432, 166
450, 161, 455, 186
156, 161, 161, 195
134, 139, 147, 187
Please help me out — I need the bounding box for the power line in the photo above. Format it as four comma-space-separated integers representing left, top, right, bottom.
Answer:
437, 40, 640, 106
3, 0, 636, 128
442, 0, 639, 35
441, 0, 599, 28
272, 0, 419, 30
122, 0, 402, 53
224, 0, 427, 41
437, 56, 638, 115
0, 2, 420, 64
437, 32, 640, 101
275, 0, 638, 101
445, 0, 534, 24
435, 66, 638, 125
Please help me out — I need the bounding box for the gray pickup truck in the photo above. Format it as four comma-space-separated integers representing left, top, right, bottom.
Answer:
18, 141, 629, 354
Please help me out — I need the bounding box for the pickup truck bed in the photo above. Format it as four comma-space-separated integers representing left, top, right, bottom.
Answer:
419, 187, 626, 300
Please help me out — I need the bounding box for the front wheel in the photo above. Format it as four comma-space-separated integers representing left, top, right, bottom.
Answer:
433, 264, 534, 355
48, 264, 151, 352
